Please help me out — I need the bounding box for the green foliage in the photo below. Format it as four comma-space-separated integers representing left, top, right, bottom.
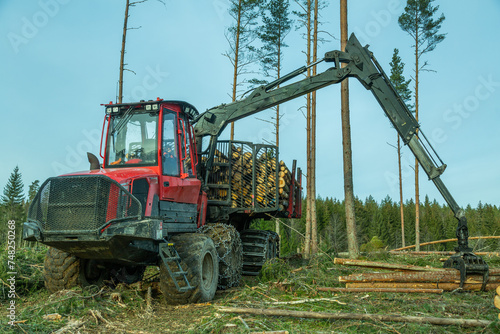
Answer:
1, 166, 27, 244
0, 246, 47, 299
251, 0, 292, 80
259, 258, 292, 282
27, 180, 40, 205
292, 0, 329, 41
1, 166, 25, 222
398, 0, 446, 58
389, 48, 413, 111
225, 0, 263, 98
252, 196, 500, 256
360, 236, 386, 252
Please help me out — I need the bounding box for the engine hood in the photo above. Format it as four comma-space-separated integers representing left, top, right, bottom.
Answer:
62, 167, 159, 184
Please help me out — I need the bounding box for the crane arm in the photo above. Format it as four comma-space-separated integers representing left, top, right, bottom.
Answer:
193, 33, 456, 219
194, 34, 488, 283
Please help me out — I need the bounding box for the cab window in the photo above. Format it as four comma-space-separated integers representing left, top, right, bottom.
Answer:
162, 111, 179, 176
179, 117, 195, 177
107, 112, 158, 167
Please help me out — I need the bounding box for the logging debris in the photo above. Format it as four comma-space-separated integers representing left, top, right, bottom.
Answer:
217, 306, 492, 328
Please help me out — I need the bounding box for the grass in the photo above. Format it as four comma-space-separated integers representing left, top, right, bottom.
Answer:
2, 250, 500, 333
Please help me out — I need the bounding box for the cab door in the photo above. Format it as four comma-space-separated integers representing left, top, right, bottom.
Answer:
160, 107, 201, 204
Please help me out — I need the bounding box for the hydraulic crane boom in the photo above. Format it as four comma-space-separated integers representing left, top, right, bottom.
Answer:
193, 33, 488, 285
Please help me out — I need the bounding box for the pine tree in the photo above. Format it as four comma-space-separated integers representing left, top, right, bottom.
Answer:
27, 180, 40, 204
2, 166, 25, 221
293, 0, 328, 258
225, 0, 262, 139
251, 0, 292, 147
398, 0, 445, 251
389, 48, 412, 248
25, 179, 40, 216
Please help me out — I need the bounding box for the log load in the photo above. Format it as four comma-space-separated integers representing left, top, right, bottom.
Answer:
205, 141, 300, 213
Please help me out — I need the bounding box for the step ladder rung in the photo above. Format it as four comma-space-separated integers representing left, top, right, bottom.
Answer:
159, 242, 194, 292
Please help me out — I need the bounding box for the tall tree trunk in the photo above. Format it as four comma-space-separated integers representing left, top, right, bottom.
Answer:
414, 19, 420, 252
398, 135, 405, 248
304, 0, 312, 259
310, 0, 319, 256
118, 0, 130, 104
276, 40, 281, 147
230, 0, 243, 140
340, 0, 358, 258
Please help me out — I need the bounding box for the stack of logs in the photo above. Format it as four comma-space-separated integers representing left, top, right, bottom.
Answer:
212, 145, 293, 209
229, 146, 254, 208
495, 287, 500, 319
333, 258, 500, 293
278, 161, 293, 211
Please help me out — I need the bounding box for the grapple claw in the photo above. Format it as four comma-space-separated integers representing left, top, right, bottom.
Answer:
443, 252, 489, 291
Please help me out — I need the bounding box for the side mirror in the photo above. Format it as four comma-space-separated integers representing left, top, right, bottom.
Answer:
87, 152, 100, 170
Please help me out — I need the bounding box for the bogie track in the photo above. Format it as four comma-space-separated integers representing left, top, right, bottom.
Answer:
240, 230, 279, 276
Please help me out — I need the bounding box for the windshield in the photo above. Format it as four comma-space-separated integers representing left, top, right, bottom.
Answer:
106, 111, 158, 167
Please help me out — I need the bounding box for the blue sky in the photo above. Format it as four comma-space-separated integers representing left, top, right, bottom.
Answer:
1, 0, 499, 209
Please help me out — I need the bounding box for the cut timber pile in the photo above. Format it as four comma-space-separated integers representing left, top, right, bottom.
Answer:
211, 145, 294, 211
332, 258, 499, 293
229, 146, 256, 208
278, 161, 294, 211
495, 287, 500, 320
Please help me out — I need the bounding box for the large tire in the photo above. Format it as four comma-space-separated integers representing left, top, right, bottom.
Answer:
111, 266, 146, 285
200, 223, 243, 289
160, 234, 218, 305
44, 247, 110, 293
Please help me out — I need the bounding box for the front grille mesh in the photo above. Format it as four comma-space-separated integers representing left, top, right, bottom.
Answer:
28, 175, 141, 233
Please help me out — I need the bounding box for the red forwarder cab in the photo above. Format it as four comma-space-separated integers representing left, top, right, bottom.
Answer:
24, 100, 207, 264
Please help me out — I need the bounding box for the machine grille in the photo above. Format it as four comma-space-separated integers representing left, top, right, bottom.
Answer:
28, 175, 142, 233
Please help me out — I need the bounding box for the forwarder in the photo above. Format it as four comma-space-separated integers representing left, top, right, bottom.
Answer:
24, 34, 488, 304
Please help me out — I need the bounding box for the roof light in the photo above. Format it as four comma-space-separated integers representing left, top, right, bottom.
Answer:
152, 104, 159, 111
112, 107, 119, 113
106, 107, 112, 114
145, 104, 152, 111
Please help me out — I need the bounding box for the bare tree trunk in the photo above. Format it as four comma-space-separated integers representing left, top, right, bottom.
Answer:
304, 0, 312, 259
118, 0, 130, 104
217, 306, 492, 328
414, 20, 420, 252
398, 135, 405, 248
340, 0, 358, 258
276, 40, 281, 147
230, 0, 243, 140
310, 0, 319, 256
